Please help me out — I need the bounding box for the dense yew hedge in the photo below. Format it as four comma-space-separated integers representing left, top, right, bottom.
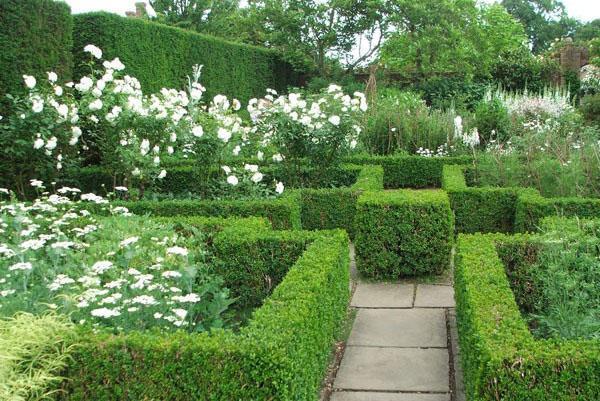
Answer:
455, 233, 600, 400
0, 0, 72, 105
61, 226, 350, 400
355, 189, 454, 278
72, 12, 300, 102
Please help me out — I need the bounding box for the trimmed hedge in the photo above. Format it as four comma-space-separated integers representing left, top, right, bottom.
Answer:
442, 165, 519, 233
97, 192, 302, 230
514, 189, 600, 233
0, 0, 72, 105
346, 155, 471, 189
72, 12, 299, 102
299, 165, 384, 238
455, 233, 600, 400
354, 189, 454, 278
61, 228, 350, 400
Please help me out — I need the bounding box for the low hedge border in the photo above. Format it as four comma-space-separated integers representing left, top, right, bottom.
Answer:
514, 189, 600, 233
354, 189, 454, 278
442, 165, 520, 233
61, 225, 350, 400
442, 165, 600, 233
455, 233, 600, 400
346, 155, 471, 189
299, 165, 384, 238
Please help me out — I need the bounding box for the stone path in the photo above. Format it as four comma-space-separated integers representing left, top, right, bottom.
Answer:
329, 246, 465, 401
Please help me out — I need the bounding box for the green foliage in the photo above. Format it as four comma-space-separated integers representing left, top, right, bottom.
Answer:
362, 89, 461, 155
346, 155, 472, 188
299, 165, 384, 238
514, 189, 600, 232
455, 232, 600, 400
442, 165, 520, 233
98, 194, 302, 230
355, 189, 453, 278
474, 96, 511, 143
502, 218, 600, 340
0, 313, 76, 401
0, 0, 73, 110
380, 1, 525, 84
72, 12, 299, 103
489, 47, 559, 92
501, 0, 580, 53
580, 94, 600, 126
61, 230, 350, 400
414, 76, 488, 110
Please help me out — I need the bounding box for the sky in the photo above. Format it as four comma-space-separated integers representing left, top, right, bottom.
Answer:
62, 0, 600, 22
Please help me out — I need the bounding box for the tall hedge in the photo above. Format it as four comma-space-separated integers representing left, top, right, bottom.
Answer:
72, 12, 300, 102
0, 0, 72, 102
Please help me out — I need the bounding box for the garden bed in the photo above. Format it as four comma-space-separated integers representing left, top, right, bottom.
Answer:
442, 164, 600, 233
59, 223, 349, 400
454, 230, 600, 400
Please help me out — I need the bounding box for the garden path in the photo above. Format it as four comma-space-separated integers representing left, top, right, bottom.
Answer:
329, 245, 465, 401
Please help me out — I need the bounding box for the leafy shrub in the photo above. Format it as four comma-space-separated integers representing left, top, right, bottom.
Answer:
0, 313, 76, 401
489, 48, 559, 93
0, 0, 72, 111
72, 12, 299, 103
580, 93, 600, 126
473, 95, 510, 143
355, 189, 453, 278
414, 76, 487, 111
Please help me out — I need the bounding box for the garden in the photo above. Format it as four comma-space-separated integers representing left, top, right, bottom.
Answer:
0, 0, 599, 400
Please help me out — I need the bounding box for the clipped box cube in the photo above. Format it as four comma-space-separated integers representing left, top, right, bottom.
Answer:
355, 189, 454, 278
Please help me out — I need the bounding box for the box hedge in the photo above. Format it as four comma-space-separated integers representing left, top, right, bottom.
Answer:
346, 155, 470, 188
354, 189, 454, 278
299, 165, 384, 238
442, 165, 520, 233
94, 192, 302, 231
72, 12, 300, 102
0, 0, 72, 107
60, 227, 350, 400
514, 189, 600, 233
455, 233, 600, 400
442, 165, 600, 234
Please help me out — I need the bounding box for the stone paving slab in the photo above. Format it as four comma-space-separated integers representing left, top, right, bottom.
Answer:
348, 309, 447, 347
331, 392, 450, 401
414, 285, 455, 308
351, 283, 414, 308
334, 347, 449, 392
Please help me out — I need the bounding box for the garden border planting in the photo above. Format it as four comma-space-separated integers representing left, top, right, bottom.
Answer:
60, 223, 350, 400
454, 232, 600, 400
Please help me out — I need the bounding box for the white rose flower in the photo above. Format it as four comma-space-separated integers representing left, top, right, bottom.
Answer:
89, 99, 103, 111
54, 86, 63, 96
23, 75, 36, 89
251, 172, 263, 183
192, 125, 203, 138
328, 115, 341, 126
227, 175, 238, 186
47, 71, 58, 83
33, 138, 44, 149
217, 127, 231, 142
83, 44, 103, 59
275, 181, 285, 194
